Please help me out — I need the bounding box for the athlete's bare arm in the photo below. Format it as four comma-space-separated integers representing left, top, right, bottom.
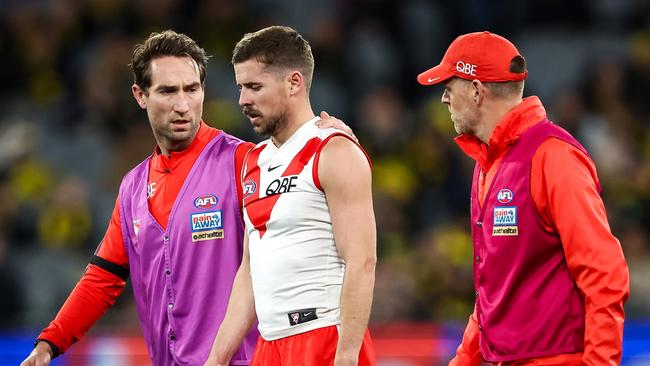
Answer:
319, 136, 376, 366
204, 233, 257, 366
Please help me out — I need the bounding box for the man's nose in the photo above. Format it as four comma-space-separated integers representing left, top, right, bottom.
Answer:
239, 89, 251, 106
441, 89, 450, 104
173, 93, 190, 113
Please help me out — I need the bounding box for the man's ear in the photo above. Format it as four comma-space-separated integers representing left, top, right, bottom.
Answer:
288, 70, 303, 96
132, 84, 147, 109
472, 79, 485, 105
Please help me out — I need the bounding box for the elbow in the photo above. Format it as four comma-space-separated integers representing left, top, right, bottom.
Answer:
350, 255, 376, 275
364, 255, 377, 273
619, 262, 631, 303
611, 254, 630, 301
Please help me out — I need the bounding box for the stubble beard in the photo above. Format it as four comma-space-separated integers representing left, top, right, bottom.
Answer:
451, 115, 468, 135
254, 111, 287, 138
155, 119, 199, 153
451, 106, 479, 136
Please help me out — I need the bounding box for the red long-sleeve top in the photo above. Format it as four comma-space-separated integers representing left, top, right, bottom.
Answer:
450, 97, 629, 366
37, 122, 253, 357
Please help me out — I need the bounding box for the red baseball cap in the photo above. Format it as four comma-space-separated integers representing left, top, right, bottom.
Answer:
417, 31, 527, 85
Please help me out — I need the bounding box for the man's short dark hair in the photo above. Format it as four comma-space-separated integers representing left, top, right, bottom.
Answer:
232, 26, 315, 92
484, 55, 527, 98
130, 30, 210, 92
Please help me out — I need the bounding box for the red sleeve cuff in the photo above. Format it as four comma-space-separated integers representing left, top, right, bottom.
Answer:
36, 263, 127, 355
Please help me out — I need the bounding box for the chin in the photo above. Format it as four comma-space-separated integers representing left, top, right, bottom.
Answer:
253, 126, 270, 137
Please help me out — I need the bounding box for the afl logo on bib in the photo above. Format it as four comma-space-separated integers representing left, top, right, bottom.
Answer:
496, 188, 514, 203
194, 194, 218, 209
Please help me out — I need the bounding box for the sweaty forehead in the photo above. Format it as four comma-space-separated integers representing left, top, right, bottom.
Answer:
149, 56, 201, 86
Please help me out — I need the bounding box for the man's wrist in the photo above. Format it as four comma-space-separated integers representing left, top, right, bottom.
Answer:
34, 339, 58, 359
335, 343, 360, 360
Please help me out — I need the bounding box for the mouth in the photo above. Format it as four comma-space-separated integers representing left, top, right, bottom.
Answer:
171, 119, 191, 129
243, 107, 262, 122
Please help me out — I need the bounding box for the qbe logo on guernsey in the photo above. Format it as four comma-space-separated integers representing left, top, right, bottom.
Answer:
493, 206, 518, 236
190, 211, 224, 242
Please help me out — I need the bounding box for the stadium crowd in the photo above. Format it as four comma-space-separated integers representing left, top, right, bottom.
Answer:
0, 0, 648, 335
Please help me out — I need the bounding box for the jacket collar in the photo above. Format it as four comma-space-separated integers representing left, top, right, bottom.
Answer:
454, 96, 547, 171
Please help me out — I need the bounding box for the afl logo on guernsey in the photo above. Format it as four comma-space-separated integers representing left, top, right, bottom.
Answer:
496, 189, 514, 203
194, 194, 218, 209
243, 180, 257, 198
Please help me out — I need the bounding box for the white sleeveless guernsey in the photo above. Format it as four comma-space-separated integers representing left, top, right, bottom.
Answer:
242, 117, 366, 340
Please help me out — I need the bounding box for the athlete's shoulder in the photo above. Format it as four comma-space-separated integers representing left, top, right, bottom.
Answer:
313, 125, 353, 141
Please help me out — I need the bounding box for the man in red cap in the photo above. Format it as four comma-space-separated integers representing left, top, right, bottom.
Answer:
418, 31, 629, 365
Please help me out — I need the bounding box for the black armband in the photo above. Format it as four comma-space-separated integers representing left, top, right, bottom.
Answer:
90, 255, 129, 280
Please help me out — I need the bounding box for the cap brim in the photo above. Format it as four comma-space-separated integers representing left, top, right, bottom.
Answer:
417, 65, 453, 85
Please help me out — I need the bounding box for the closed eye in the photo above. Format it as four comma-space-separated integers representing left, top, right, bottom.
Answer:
242, 82, 262, 91
155, 85, 178, 94
185, 82, 201, 93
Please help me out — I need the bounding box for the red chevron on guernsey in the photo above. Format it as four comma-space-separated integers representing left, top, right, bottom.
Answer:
243, 145, 266, 206
244, 137, 322, 238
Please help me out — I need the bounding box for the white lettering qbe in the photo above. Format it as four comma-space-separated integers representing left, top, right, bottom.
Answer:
456, 61, 477, 76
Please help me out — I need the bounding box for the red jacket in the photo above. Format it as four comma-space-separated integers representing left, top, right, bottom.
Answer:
450, 97, 629, 366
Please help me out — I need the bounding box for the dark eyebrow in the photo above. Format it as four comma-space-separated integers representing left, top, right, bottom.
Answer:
155, 84, 178, 92
184, 82, 201, 90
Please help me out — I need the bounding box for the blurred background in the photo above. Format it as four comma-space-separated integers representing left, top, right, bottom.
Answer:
0, 0, 649, 364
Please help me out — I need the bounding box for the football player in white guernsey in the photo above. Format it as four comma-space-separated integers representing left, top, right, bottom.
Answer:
204, 26, 377, 366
